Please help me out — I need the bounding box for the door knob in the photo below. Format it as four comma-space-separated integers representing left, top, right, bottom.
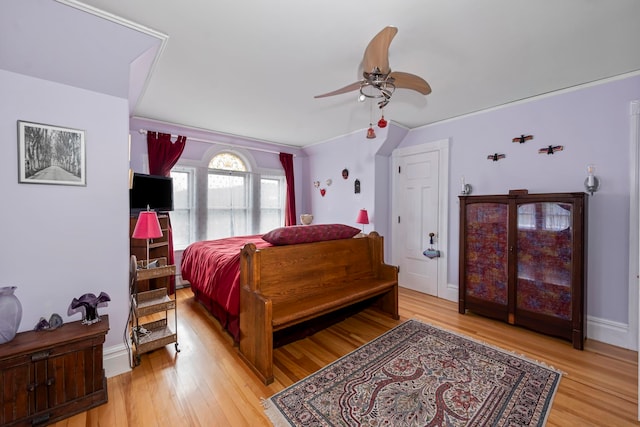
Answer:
424, 233, 441, 259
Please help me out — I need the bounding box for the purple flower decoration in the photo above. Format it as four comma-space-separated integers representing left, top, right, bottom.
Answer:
70, 292, 110, 325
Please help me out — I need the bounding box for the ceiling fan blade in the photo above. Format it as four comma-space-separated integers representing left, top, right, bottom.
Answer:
363, 26, 397, 75
389, 71, 432, 95
314, 81, 362, 98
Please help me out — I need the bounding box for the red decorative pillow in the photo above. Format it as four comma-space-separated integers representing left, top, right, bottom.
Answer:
262, 224, 360, 245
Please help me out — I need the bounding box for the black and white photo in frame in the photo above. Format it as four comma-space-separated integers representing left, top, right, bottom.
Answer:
17, 120, 86, 186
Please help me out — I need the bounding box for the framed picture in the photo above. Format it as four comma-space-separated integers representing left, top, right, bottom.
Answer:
18, 121, 86, 186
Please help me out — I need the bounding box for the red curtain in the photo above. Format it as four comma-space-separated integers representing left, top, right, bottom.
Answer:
279, 153, 296, 226
147, 131, 186, 177
146, 131, 187, 293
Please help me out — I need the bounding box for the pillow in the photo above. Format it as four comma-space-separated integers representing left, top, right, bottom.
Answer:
262, 224, 360, 246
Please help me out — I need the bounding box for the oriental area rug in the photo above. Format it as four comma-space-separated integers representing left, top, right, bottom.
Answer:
264, 319, 561, 427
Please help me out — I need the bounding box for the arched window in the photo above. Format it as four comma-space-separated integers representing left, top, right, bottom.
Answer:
209, 152, 247, 171
171, 150, 285, 247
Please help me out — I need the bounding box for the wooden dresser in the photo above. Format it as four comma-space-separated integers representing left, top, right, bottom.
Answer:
0, 316, 109, 426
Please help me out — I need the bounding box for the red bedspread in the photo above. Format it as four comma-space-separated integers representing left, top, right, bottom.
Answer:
181, 235, 272, 341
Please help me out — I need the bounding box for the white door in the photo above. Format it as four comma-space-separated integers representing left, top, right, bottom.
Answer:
631, 100, 640, 421
392, 141, 450, 299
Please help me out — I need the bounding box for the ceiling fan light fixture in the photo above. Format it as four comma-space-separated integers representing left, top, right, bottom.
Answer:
359, 80, 395, 100
313, 27, 431, 102
359, 83, 377, 99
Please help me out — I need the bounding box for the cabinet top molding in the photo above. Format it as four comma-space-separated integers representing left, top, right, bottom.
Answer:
459, 191, 588, 199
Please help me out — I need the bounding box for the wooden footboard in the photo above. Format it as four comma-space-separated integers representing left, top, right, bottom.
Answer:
238, 232, 398, 384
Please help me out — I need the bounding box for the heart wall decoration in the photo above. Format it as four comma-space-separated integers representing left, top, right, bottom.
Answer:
320, 188, 326, 197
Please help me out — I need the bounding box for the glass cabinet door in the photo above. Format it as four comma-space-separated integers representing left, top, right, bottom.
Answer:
516, 202, 573, 320
464, 203, 509, 306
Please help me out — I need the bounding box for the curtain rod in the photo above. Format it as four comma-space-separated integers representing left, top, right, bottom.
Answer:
138, 129, 295, 157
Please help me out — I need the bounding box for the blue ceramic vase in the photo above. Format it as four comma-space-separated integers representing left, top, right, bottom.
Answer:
0, 286, 22, 344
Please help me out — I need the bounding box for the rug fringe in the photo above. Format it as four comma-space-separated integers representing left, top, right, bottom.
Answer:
262, 398, 293, 427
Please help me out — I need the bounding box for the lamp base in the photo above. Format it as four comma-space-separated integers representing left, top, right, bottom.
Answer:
584, 176, 600, 195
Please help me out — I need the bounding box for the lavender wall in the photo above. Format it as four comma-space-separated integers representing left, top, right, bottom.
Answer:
128, 117, 305, 214
302, 130, 382, 230
300, 74, 640, 348
400, 74, 640, 328
128, 117, 307, 276
129, 117, 304, 175
0, 70, 130, 361
301, 125, 407, 261
128, 74, 640, 348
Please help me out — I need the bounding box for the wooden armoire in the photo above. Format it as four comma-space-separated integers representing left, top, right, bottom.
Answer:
458, 190, 587, 349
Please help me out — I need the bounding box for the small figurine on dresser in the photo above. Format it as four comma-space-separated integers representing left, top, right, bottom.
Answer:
69, 292, 111, 325
34, 313, 64, 331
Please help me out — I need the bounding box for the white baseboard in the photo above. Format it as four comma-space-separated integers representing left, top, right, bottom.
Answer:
104, 343, 132, 378
444, 283, 636, 351
586, 315, 635, 350
442, 284, 458, 303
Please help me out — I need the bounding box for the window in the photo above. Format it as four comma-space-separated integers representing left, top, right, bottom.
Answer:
209, 152, 247, 171
207, 168, 250, 239
260, 175, 285, 232
517, 204, 536, 230
542, 203, 571, 231
170, 151, 285, 247
518, 202, 571, 231
170, 167, 195, 250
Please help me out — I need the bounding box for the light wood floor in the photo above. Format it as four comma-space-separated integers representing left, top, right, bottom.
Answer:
53, 287, 638, 426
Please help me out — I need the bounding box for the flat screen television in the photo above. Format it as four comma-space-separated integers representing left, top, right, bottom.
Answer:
130, 173, 173, 213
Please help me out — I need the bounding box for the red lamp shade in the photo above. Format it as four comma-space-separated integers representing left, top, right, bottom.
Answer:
356, 209, 369, 225
132, 210, 163, 269
132, 211, 163, 240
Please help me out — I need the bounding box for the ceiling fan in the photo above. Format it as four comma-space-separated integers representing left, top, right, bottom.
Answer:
314, 26, 431, 108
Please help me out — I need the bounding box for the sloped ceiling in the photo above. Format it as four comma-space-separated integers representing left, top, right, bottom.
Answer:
3, 1, 640, 147
0, 0, 162, 106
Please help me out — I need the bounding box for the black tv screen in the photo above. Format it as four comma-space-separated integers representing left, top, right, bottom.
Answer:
130, 173, 173, 213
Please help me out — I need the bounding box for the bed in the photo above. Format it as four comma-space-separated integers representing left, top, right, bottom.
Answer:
180, 224, 361, 342
181, 235, 272, 341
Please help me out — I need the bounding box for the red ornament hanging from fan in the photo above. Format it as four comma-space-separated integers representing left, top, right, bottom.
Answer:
378, 115, 387, 128
366, 125, 376, 139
